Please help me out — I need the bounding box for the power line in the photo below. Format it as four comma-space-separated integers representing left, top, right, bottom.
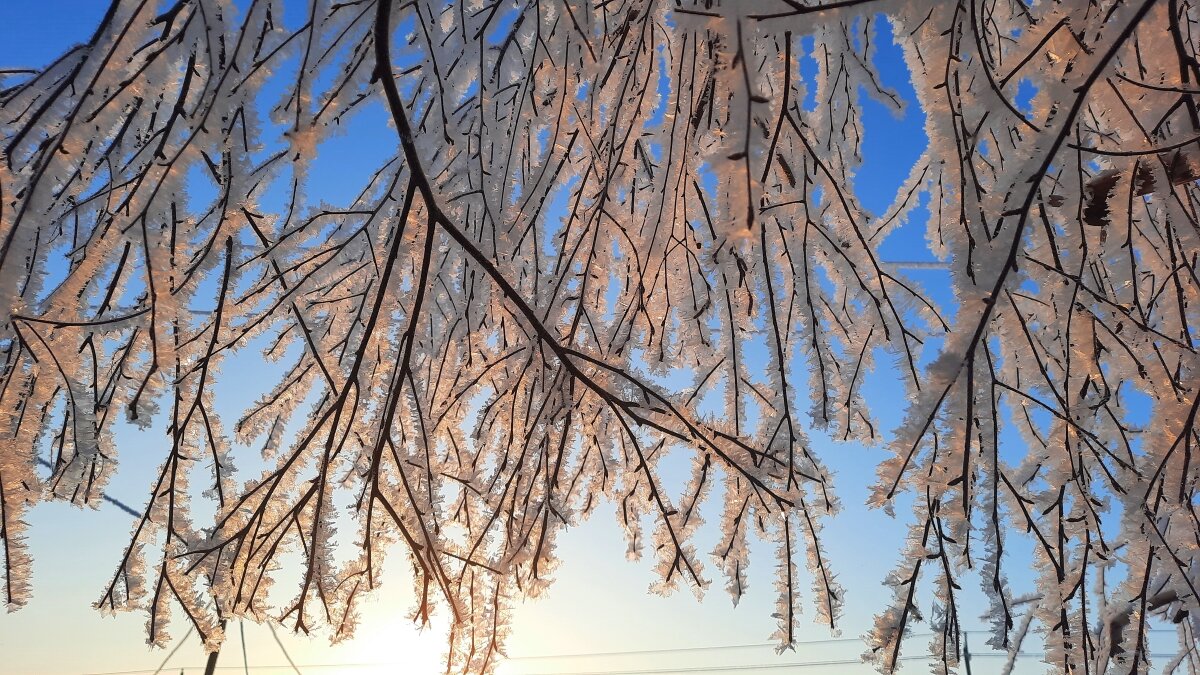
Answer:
269, 622, 304, 675
76, 646, 1198, 675
150, 624, 195, 675
101, 626, 1186, 675
515, 650, 1196, 675
240, 621, 251, 675
508, 628, 1179, 662
510, 641, 772, 661
879, 260, 952, 270
509, 634, 934, 661
509, 654, 937, 675
35, 457, 142, 517
86, 665, 395, 674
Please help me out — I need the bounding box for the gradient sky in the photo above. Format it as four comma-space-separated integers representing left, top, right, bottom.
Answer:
0, 3, 1153, 674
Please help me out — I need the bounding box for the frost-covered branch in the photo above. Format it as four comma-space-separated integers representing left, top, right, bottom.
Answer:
2, 0, 1200, 673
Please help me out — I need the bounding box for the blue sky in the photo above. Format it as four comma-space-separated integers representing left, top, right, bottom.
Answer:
0, 3, 1147, 674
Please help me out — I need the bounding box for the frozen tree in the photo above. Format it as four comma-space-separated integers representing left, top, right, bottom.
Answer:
1, 0, 1199, 672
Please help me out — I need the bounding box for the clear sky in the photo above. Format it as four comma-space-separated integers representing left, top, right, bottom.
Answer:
0, 3, 1144, 674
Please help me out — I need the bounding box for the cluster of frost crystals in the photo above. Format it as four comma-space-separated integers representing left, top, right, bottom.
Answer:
866, 0, 1200, 672
2, 0, 1199, 672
